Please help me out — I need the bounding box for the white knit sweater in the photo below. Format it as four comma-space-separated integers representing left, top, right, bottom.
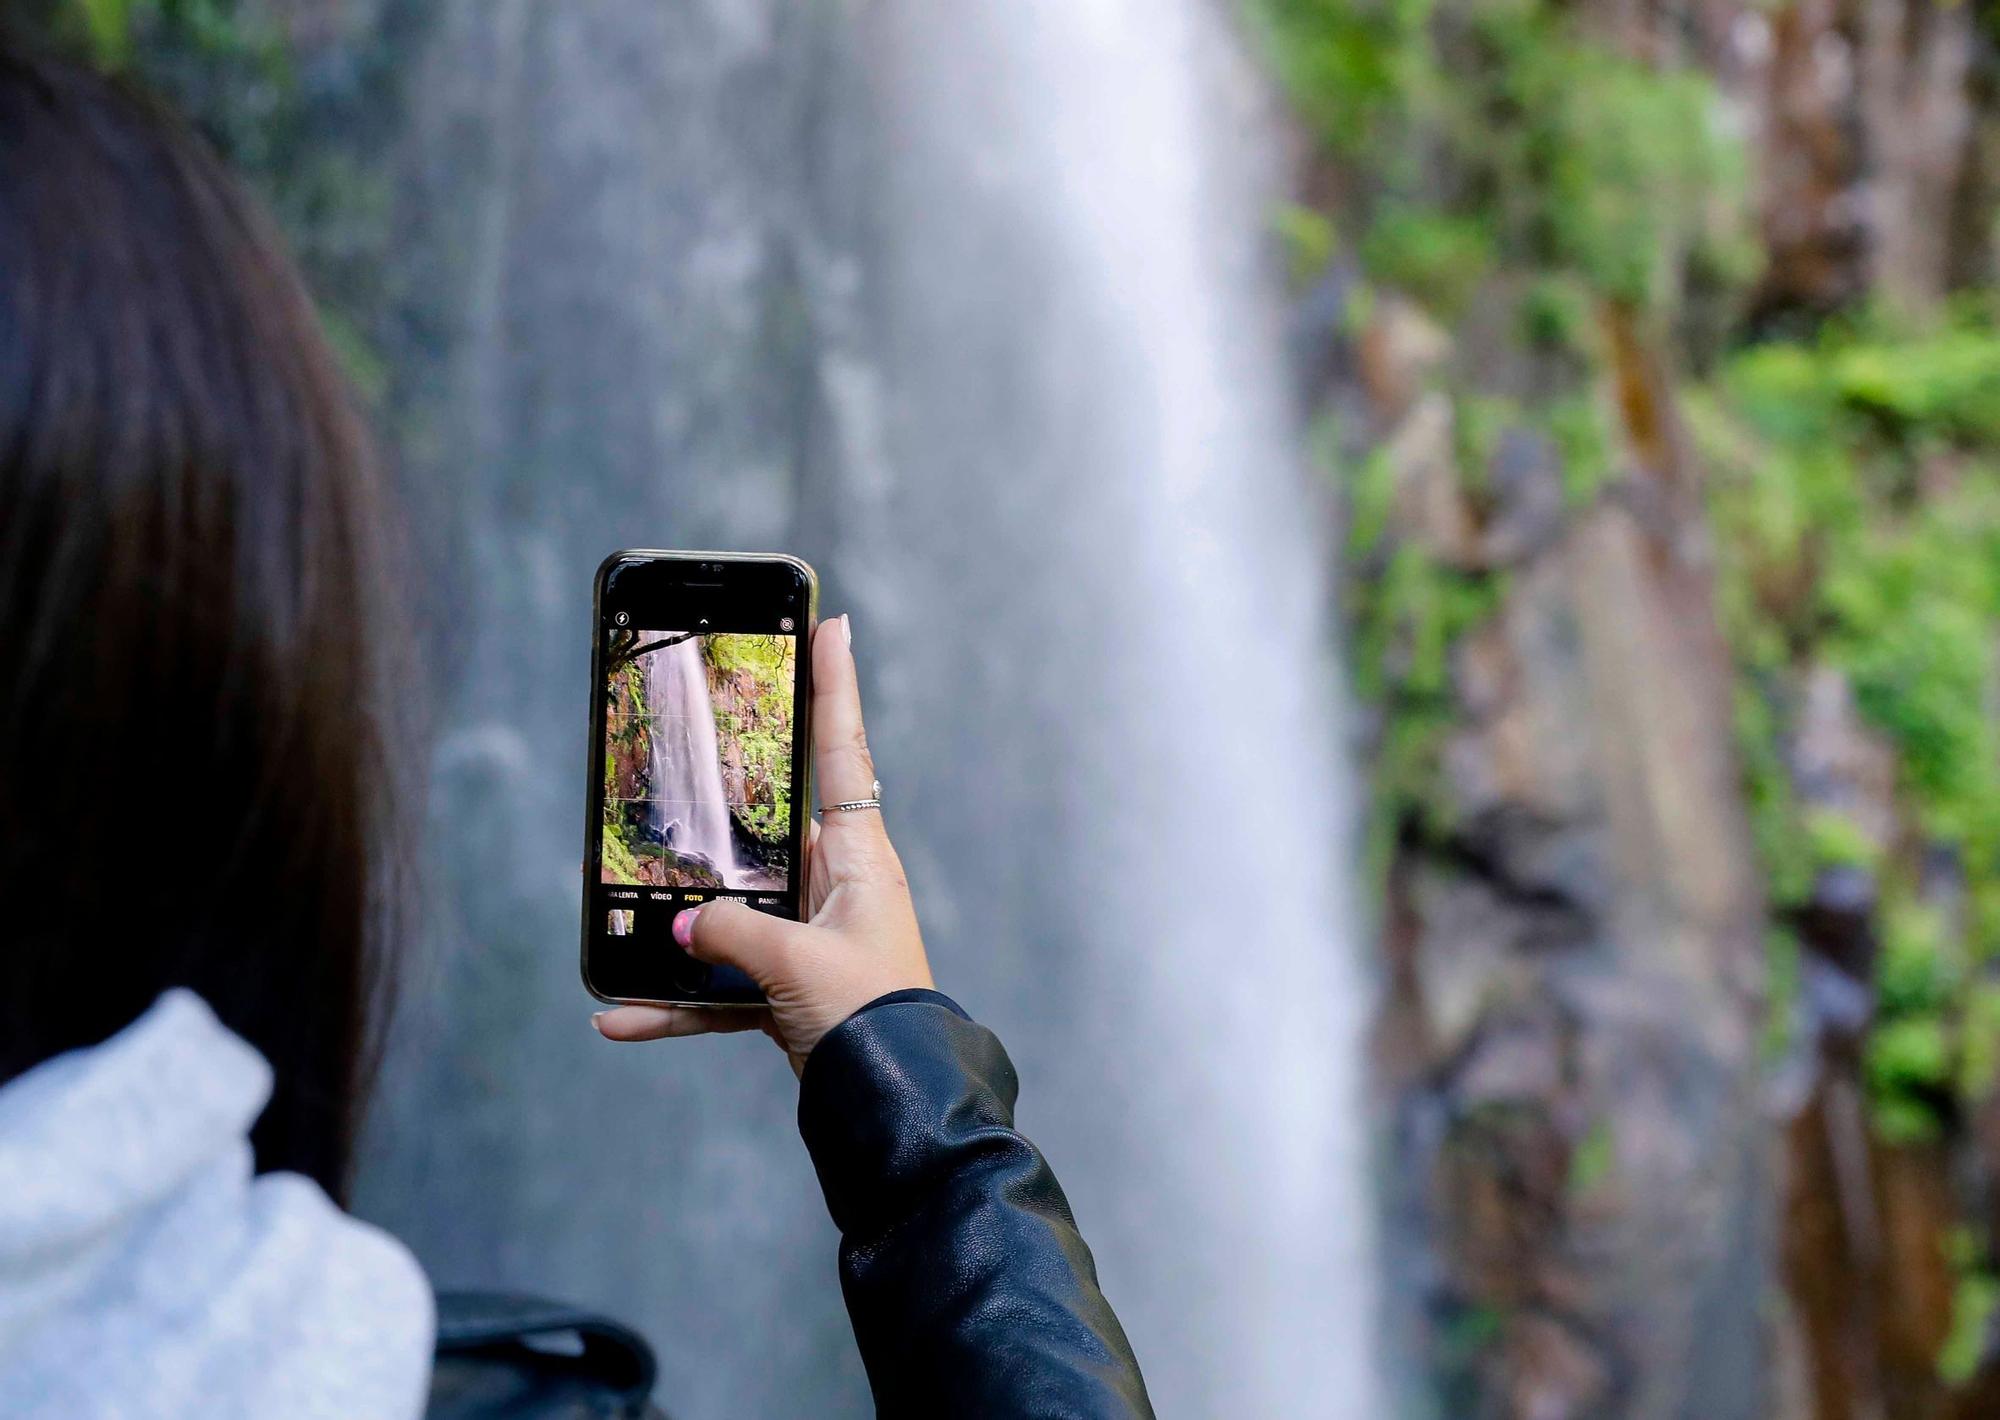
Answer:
0, 989, 433, 1418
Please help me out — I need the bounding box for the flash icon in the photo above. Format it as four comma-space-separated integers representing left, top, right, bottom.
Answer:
779, 616, 795, 632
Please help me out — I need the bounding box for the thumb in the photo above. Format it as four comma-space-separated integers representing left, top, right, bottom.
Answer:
677, 900, 801, 986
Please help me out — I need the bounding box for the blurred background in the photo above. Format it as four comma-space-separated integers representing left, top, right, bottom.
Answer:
16, 0, 2000, 1415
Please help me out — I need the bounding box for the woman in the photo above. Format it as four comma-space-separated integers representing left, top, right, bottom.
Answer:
0, 44, 1152, 1420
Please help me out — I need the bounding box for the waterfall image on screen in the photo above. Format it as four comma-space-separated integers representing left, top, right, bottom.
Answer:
602, 629, 795, 890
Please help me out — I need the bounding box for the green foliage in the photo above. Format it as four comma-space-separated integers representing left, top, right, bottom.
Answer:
1275, 204, 1341, 285
1543, 391, 1618, 506
1700, 315, 2000, 1140
1733, 681, 1814, 907
1348, 535, 1505, 884
1763, 927, 1804, 1065
1861, 883, 1989, 1143
1353, 545, 1497, 703
1706, 318, 2000, 863
1475, 23, 1750, 307
1725, 317, 2000, 450
1517, 274, 1594, 354
1567, 1117, 1615, 1195
1252, 0, 1753, 316
1451, 393, 1518, 496
1877, 902, 1960, 1019
1803, 811, 1880, 872
1253, 0, 1440, 162
1867, 1018, 1952, 1143
71, 0, 138, 64
703, 632, 789, 681
1959, 984, 2000, 1104
1361, 206, 1493, 318
1940, 1232, 2000, 1384
702, 636, 796, 844
1345, 443, 1401, 558
599, 813, 643, 886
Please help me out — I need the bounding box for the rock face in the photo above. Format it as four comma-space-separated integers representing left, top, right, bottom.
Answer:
604, 664, 654, 801
1748, 0, 1992, 320
1272, 0, 2000, 1405
697, 644, 793, 852
1353, 298, 1771, 1420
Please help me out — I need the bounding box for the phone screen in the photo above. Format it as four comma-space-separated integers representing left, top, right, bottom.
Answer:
584, 553, 814, 1004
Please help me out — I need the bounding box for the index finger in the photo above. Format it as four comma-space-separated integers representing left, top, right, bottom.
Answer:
591, 1005, 770, 1041
812, 613, 880, 812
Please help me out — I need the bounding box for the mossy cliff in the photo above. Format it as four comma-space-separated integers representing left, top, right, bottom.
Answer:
1258, 0, 2000, 1413
701, 634, 795, 861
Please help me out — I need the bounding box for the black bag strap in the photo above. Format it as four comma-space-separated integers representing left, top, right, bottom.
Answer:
429, 1290, 664, 1420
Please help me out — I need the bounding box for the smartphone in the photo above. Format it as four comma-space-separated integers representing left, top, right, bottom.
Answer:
582, 550, 816, 1006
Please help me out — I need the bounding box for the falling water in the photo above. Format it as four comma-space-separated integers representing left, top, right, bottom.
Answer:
643, 638, 741, 885
349, 1, 1383, 1416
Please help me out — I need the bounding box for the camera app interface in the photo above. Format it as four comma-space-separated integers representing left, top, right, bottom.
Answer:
601, 626, 797, 905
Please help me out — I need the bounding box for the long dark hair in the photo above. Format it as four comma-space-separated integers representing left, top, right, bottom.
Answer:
0, 46, 409, 1199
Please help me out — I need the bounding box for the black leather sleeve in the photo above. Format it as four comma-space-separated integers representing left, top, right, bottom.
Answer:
798, 989, 1155, 1420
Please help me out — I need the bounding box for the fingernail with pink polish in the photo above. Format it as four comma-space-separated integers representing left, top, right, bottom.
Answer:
673, 907, 700, 948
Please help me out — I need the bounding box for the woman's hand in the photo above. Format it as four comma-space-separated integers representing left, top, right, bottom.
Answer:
592, 614, 934, 1074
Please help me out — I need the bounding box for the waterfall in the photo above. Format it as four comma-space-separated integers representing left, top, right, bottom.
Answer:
353, 1, 1383, 1415
643, 638, 741, 885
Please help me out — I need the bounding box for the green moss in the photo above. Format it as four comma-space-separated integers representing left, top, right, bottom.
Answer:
1451, 394, 1520, 496
1354, 544, 1501, 705
1518, 275, 1594, 354
1763, 927, 1804, 1065
1803, 811, 1880, 873
1567, 1117, 1615, 1195
1361, 205, 1494, 318
1346, 444, 1401, 558
72, 0, 138, 64
1349, 534, 1505, 886
1543, 391, 1619, 506
1958, 984, 2000, 1103
1734, 681, 1812, 906
1274, 203, 1341, 286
